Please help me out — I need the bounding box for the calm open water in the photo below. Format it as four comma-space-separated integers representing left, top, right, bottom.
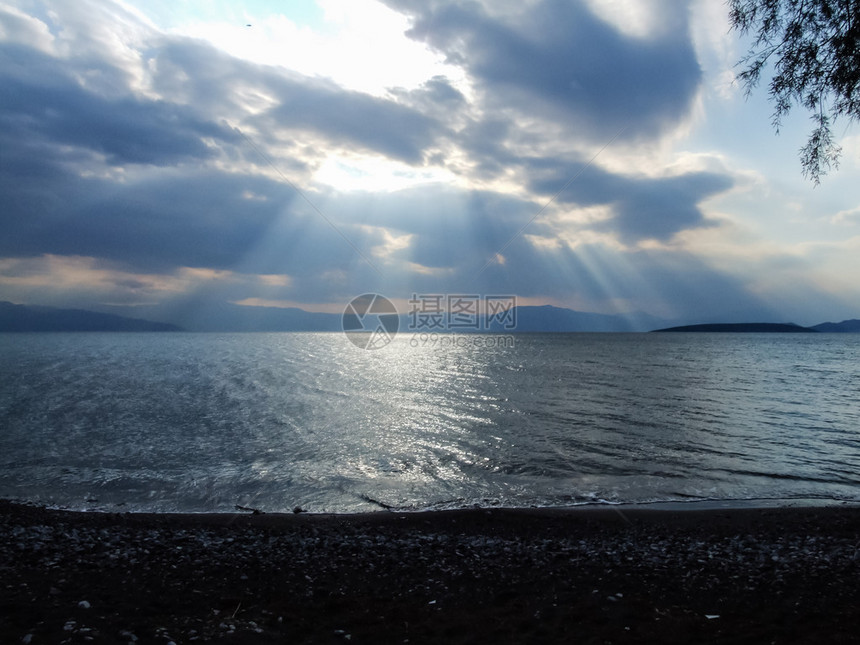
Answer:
1, 332, 859, 513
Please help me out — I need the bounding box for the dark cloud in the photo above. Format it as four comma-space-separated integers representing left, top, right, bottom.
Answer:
0, 143, 410, 281
260, 76, 443, 164
528, 161, 733, 242
1, 47, 233, 167
0, 168, 280, 270
385, 0, 701, 141
453, 117, 520, 179
0, 28, 446, 181
387, 75, 467, 116
147, 38, 445, 164
608, 174, 733, 242
0, 23, 451, 275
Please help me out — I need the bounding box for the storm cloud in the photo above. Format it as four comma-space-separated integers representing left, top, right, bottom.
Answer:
528, 161, 733, 242
386, 0, 702, 141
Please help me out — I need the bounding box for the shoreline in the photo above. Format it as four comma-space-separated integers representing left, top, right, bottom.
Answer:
3, 500, 860, 643
8, 493, 857, 518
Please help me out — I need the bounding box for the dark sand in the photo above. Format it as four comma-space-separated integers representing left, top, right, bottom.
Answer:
2, 500, 860, 644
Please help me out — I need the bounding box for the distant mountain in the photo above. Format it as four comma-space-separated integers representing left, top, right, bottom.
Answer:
0, 301, 182, 332
810, 319, 860, 333
188, 303, 343, 332
8, 300, 859, 334
652, 323, 817, 333
190, 303, 665, 333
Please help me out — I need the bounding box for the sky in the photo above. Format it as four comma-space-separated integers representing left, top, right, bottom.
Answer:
2, 0, 860, 328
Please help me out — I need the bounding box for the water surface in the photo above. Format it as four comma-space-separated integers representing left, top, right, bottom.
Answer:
1, 332, 858, 512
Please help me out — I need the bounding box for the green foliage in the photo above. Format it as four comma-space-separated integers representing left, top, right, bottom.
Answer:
729, 0, 860, 183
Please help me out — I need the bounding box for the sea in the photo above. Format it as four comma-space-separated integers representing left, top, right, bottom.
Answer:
1, 332, 859, 513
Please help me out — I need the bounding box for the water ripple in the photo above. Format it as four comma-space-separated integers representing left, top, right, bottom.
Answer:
0, 331, 859, 512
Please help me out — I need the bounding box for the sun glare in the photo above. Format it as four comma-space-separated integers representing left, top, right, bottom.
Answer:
172, 0, 459, 96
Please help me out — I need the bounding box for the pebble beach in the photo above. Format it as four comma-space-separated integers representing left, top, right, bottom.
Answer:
2, 500, 860, 644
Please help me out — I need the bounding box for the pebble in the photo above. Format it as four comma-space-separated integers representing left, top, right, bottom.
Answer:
4, 501, 860, 643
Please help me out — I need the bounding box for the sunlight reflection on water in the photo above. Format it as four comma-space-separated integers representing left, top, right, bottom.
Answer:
0, 331, 859, 512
